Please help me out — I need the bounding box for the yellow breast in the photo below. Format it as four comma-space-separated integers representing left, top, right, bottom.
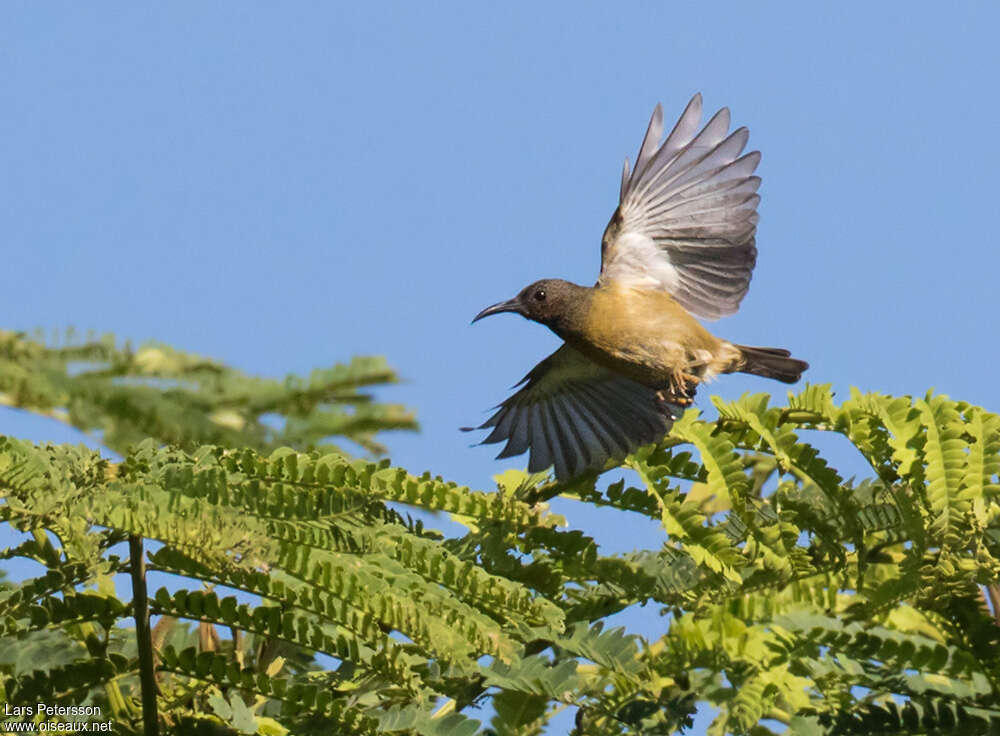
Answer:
575, 285, 724, 384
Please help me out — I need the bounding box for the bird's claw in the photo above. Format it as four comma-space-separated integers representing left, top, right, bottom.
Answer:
658, 374, 699, 408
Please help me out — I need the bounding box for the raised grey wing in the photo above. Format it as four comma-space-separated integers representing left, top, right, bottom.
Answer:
600, 93, 760, 320
466, 344, 677, 480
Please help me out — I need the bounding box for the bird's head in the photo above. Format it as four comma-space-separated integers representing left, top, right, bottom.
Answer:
472, 279, 584, 332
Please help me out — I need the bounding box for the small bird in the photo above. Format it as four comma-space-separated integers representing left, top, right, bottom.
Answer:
468, 94, 808, 481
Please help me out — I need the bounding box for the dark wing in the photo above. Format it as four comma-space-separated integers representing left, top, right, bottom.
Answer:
599, 93, 760, 320
467, 345, 677, 480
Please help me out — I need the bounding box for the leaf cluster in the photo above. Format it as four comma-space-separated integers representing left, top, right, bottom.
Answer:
2, 333, 1000, 735
0, 329, 416, 455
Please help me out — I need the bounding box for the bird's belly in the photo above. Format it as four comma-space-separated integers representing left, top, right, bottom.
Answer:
564, 286, 733, 388
566, 332, 714, 388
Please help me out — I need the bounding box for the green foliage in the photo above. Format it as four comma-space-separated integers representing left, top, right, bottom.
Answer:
0, 329, 416, 455
3, 332, 1000, 734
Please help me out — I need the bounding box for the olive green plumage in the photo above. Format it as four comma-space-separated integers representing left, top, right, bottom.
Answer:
469, 94, 808, 480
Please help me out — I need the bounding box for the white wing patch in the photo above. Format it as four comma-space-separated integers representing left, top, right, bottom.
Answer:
606, 231, 682, 293
600, 94, 761, 320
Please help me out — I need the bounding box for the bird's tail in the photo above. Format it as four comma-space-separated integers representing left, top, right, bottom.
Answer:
733, 344, 809, 384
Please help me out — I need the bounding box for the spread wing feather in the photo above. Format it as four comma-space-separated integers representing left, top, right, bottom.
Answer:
600, 93, 761, 320
467, 345, 677, 480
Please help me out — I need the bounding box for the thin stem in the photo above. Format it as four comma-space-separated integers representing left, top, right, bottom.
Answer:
129, 534, 160, 736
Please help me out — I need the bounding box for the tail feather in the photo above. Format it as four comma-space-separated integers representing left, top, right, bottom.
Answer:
734, 344, 808, 384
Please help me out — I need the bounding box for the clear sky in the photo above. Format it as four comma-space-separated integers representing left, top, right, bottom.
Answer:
2, 2, 999, 730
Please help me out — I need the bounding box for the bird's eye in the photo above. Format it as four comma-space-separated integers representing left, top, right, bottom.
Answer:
534, 289, 546, 302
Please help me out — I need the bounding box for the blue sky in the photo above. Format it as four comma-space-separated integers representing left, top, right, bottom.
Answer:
2, 2, 999, 730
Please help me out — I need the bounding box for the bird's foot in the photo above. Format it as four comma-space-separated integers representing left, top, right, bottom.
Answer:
659, 373, 699, 407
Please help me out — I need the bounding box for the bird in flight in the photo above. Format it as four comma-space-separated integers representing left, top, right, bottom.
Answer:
468, 94, 808, 481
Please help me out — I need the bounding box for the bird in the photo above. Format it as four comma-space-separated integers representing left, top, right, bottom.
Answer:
467, 93, 808, 482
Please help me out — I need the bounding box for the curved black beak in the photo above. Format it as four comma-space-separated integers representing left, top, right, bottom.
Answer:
472, 296, 522, 324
